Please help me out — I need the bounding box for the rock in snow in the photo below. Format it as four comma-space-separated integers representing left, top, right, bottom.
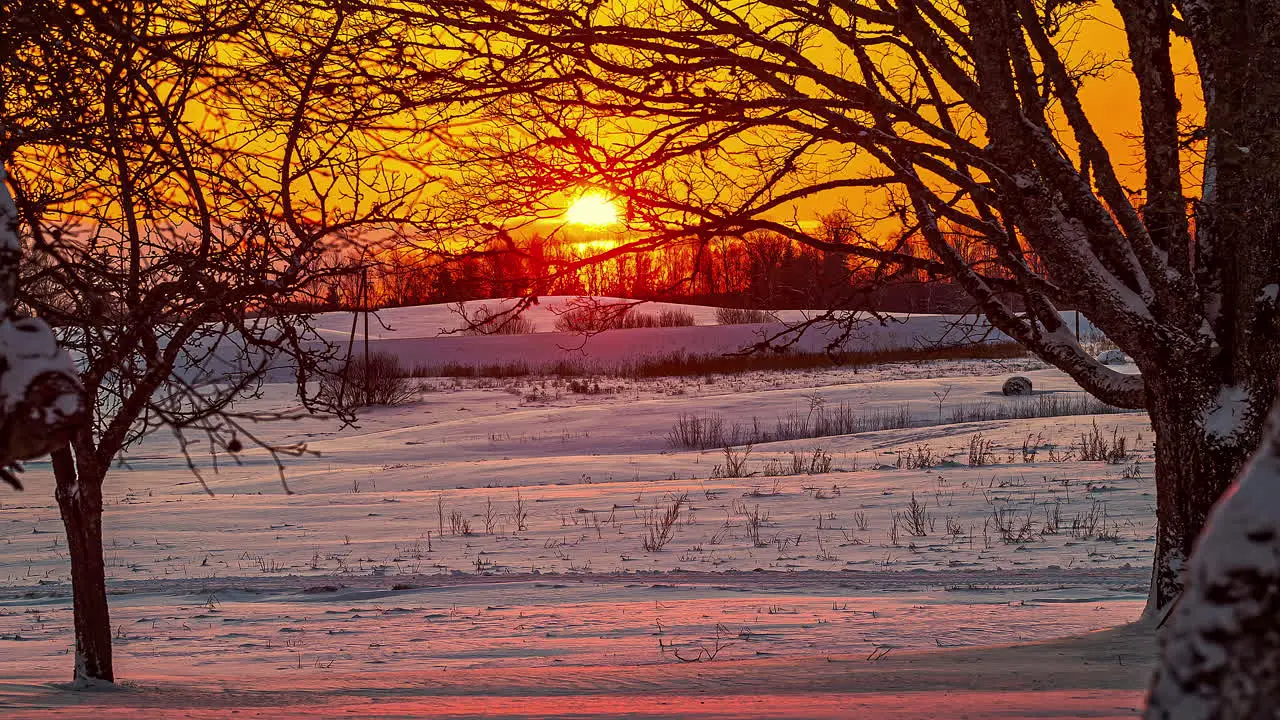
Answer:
1097, 349, 1132, 365
1002, 376, 1033, 396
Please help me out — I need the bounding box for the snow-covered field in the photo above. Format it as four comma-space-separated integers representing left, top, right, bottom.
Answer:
303, 297, 1098, 373
0, 301, 1153, 718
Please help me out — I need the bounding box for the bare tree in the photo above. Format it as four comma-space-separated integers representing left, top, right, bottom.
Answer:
383, 0, 1280, 614
4, 0, 459, 683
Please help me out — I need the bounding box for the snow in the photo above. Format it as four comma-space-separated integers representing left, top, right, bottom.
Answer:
0, 164, 19, 252
0, 301, 1155, 716
1260, 284, 1279, 304
1201, 385, 1253, 442
1148, 388, 1280, 716
1199, 318, 1216, 341
0, 165, 85, 465
305, 298, 1033, 375
1038, 322, 1144, 404
0, 317, 79, 416
1097, 349, 1131, 365
1, 617, 1156, 718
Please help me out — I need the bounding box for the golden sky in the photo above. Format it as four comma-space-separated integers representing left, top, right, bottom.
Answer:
460, 2, 1205, 242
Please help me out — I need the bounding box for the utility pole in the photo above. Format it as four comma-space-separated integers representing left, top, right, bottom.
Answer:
362, 265, 371, 403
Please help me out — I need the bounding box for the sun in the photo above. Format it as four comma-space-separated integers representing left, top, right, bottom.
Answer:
565, 192, 619, 228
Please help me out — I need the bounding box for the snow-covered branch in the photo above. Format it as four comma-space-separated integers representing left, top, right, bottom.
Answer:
0, 164, 86, 488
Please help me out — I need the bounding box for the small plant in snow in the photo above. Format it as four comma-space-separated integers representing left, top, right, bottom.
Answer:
898, 492, 932, 536
1021, 432, 1045, 463
449, 510, 472, 536
1076, 421, 1132, 463
932, 384, 953, 424
853, 510, 869, 532
968, 433, 997, 467
483, 497, 499, 534
897, 444, 937, 470
642, 492, 688, 551
711, 445, 753, 479
511, 490, 529, 532
742, 504, 769, 547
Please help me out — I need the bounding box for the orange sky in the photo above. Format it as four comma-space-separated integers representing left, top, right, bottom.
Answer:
511, 4, 1206, 241
13, 4, 1202, 249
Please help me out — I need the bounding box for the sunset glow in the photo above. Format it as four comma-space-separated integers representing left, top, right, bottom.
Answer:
565, 192, 619, 228
11, 0, 1262, 712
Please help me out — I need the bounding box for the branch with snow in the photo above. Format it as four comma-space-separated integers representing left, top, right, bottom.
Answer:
1147, 380, 1280, 717
0, 164, 86, 488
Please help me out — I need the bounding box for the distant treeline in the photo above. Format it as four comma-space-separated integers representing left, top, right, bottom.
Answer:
306, 230, 995, 314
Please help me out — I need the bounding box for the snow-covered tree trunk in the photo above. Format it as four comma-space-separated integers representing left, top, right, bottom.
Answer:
0, 164, 85, 482
1146, 373, 1267, 612
1147, 382, 1280, 716
1138, 0, 1280, 613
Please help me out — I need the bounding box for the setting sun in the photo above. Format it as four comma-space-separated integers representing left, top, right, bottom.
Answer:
565, 192, 619, 228
15, 0, 1278, 712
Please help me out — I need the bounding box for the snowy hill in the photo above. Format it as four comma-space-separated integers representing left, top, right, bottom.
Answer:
307, 297, 1097, 374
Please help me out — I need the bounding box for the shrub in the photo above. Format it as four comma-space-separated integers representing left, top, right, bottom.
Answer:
896, 445, 937, 470
948, 394, 1127, 423
553, 304, 631, 332
762, 448, 833, 476
1076, 420, 1132, 463
667, 393, 1139, 452
474, 314, 536, 335
668, 404, 911, 450
714, 307, 776, 324
320, 351, 416, 409
710, 445, 754, 479
642, 492, 688, 551
656, 308, 696, 327
464, 305, 536, 335
408, 342, 1031, 379
968, 433, 996, 466
898, 493, 932, 536
742, 503, 769, 546
617, 311, 659, 329
567, 378, 611, 395
553, 304, 696, 332
449, 509, 473, 536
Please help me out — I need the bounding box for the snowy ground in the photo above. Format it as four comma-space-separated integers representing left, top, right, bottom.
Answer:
302, 297, 1096, 373
0, 302, 1154, 717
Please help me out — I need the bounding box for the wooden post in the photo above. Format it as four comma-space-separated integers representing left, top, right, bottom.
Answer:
362, 266, 370, 403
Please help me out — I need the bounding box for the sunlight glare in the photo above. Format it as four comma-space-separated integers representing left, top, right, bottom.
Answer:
565, 192, 619, 228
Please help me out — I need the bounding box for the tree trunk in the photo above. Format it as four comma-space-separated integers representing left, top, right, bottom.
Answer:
51, 446, 114, 685
1146, 380, 1280, 717
1145, 371, 1263, 613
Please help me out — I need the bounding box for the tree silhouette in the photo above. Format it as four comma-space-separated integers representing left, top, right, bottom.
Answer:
3, 0, 457, 682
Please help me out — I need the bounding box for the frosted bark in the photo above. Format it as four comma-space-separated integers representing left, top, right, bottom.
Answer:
1147, 384, 1280, 716
1201, 386, 1254, 443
